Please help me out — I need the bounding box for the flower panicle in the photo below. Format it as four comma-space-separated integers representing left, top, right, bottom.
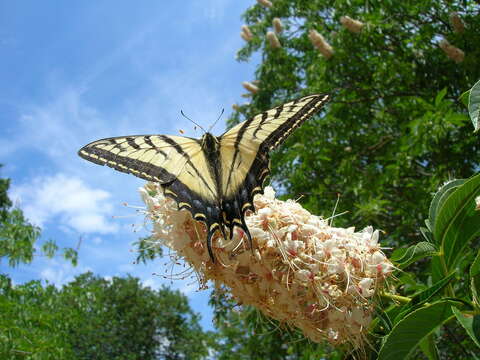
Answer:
439, 38, 465, 63
140, 184, 393, 347
340, 16, 364, 33
242, 81, 259, 94
273, 18, 283, 34
257, 0, 272, 8
449, 12, 465, 33
241, 25, 253, 42
266, 31, 281, 48
308, 29, 334, 59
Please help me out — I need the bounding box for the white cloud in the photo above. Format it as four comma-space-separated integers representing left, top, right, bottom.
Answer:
10, 173, 119, 234
39, 260, 92, 287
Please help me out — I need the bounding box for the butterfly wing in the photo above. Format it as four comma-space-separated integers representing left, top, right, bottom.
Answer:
79, 134, 221, 232
218, 94, 330, 238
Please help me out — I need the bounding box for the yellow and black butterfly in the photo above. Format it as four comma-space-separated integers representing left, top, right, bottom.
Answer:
78, 94, 330, 262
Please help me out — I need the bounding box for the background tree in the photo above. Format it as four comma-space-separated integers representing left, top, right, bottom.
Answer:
231, 0, 479, 247
1, 272, 212, 359
0, 170, 212, 359
60, 273, 211, 360
211, 0, 480, 358
210, 289, 345, 359
0, 165, 77, 267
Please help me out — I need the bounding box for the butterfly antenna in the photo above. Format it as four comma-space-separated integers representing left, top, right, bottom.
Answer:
180, 110, 206, 134
208, 108, 224, 133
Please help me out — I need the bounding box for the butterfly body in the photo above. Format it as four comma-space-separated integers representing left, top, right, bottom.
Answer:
78, 94, 330, 262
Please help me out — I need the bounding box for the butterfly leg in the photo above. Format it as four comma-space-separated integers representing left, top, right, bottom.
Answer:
206, 227, 217, 263
240, 216, 254, 254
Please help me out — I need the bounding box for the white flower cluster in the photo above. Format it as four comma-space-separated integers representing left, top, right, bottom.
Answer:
140, 184, 392, 346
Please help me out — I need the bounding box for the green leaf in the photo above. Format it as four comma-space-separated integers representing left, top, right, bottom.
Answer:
459, 89, 471, 107
471, 249, 480, 278
469, 79, 480, 132
472, 250, 480, 308
420, 226, 433, 242
409, 272, 456, 307
392, 273, 456, 325
434, 88, 447, 107
378, 301, 454, 360
428, 179, 466, 238
452, 307, 480, 349
433, 174, 480, 270
419, 334, 440, 360
390, 242, 438, 269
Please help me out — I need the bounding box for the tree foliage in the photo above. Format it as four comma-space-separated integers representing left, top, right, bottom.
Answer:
0, 165, 77, 267
0, 170, 211, 359
231, 0, 479, 248
213, 0, 480, 358
0, 272, 212, 360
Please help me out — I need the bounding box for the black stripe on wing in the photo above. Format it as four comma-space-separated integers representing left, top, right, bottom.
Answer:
263, 94, 330, 150
79, 145, 176, 183
239, 94, 330, 151
220, 149, 270, 255
78, 135, 197, 184
160, 177, 223, 262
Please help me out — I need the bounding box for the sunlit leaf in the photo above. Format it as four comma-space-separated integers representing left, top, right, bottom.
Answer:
390, 242, 437, 269
469, 79, 480, 132
452, 307, 480, 349
378, 301, 454, 360
433, 174, 480, 270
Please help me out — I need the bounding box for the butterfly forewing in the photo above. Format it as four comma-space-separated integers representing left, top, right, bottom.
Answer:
78, 135, 210, 192
219, 94, 330, 198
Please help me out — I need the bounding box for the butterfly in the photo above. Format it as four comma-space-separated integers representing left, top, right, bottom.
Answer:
78, 94, 330, 262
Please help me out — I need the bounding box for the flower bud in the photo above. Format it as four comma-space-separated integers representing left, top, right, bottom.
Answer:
449, 12, 465, 33
439, 38, 465, 63
242, 81, 259, 94
340, 16, 364, 33
308, 29, 334, 59
257, 0, 272, 8
273, 17, 283, 34
266, 31, 281, 48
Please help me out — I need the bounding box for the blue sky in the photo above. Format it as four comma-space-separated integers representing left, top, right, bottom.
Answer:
1, 1, 258, 330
